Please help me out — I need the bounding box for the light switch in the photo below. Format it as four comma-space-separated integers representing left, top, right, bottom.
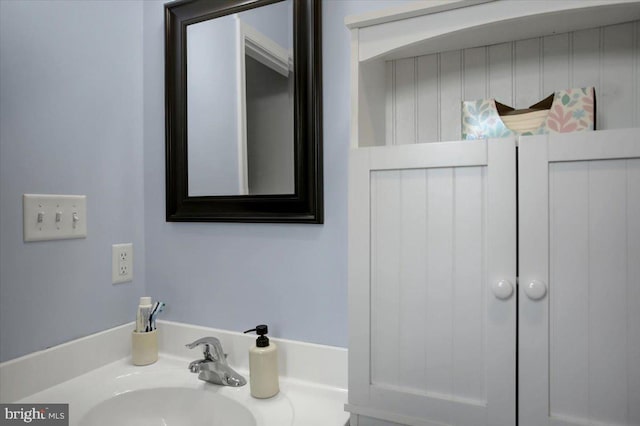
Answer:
23, 194, 87, 242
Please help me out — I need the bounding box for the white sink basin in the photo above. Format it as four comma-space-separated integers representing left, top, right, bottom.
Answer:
79, 387, 256, 426
16, 355, 347, 425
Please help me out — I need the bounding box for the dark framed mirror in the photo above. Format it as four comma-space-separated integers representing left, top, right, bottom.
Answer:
165, 0, 322, 223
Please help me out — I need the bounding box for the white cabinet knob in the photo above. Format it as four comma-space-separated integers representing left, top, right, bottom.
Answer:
492, 280, 514, 300
524, 280, 547, 300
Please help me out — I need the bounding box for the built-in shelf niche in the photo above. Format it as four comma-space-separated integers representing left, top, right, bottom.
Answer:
349, 1, 640, 148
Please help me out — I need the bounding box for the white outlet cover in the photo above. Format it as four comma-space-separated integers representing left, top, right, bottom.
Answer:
112, 243, 133, 284
23, 194, 87, 242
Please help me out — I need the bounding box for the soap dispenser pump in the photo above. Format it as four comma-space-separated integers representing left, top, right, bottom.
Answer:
244, 324, 279, 398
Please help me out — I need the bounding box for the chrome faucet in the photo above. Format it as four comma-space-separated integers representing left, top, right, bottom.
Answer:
185, 337, 247, 387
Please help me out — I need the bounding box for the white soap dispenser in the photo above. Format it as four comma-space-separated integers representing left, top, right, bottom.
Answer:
244, 324, 279, 398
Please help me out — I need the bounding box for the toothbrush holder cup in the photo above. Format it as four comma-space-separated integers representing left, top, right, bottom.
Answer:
131, 329, 158, 366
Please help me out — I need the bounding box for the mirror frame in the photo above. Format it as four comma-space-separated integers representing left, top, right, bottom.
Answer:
165, 0, 323, 223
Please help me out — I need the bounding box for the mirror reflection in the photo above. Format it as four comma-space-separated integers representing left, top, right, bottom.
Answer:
186, 0, 294, 196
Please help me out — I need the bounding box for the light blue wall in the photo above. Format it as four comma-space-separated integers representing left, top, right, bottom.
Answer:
0, 0, 146, 361
143, 0, 409, 348
145, 0, 347, 344
0, 0, 410, 362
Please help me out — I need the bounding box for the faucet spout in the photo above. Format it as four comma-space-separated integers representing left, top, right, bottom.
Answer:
185, 336, 246, 387
185, 337, 226, 363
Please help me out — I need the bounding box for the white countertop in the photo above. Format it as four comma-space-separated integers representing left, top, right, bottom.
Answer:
3, 321, 349, 426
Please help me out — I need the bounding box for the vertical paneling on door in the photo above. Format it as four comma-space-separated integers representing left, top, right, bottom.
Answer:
348, 139, 516, 426
519, 129, 640, 426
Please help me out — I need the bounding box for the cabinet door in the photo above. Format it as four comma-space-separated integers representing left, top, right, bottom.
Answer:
348, 139, 516, 426
519, 129, 640, 426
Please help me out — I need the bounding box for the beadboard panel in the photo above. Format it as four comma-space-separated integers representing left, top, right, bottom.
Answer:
385, 21, 640, 145
548, 158, 640, 425
370, 166, 486, 402
349, 139, 516, 425
519, 130, 640, 426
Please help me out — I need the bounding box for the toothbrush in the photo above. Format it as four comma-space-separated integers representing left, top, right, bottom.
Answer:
146, 302, 159, 332
150, 302, 165, 331
148, 302, 165, 331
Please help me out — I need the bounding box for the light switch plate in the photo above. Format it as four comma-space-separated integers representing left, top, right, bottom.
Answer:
23, 194, 87, 242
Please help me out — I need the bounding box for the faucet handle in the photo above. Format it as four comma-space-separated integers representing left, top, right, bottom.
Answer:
185, 337, 224, 362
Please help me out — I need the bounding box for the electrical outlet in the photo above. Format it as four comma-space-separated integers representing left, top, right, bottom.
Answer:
112, 243, 133, 284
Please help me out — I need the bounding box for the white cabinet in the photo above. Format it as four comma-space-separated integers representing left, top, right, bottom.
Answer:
346, 2, 640, 424
348, 139, 517, 426
347, 1, 640, 150
348, 129, 640, 426
519, 130, 640, 426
